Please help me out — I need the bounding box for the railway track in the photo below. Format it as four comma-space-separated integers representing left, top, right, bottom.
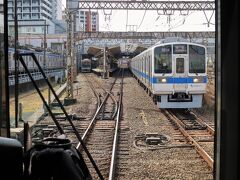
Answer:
74, 69, 124, 179
163, 109, 214, 170
31, 69, 214, 178
33, 69, 125, 179
190, 109, 215, 131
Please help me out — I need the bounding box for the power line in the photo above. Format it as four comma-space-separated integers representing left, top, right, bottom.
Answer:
137, 10, 147, 31
126, 9, 128, 31
168, 12, 196, 30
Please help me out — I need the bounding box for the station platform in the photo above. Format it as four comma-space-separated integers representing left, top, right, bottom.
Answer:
92, 68, 117, 76
10, 83, 67, 141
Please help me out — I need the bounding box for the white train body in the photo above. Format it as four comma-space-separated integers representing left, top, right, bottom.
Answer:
8, 48, 65, 73
130, 41, 207, 108
81, 58, 91, 72
118, 58, 129, 69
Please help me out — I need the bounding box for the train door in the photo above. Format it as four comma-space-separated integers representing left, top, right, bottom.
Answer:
149, 55, 152, 89
141, 58, 143, 81
173, 55, 188, 92
144, 57, 146, 84
148, 56, 151, 87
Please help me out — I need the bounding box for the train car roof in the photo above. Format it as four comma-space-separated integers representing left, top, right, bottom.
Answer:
9, 48, 63, 57
132, 41, 206, 60
87, 46, 121, 58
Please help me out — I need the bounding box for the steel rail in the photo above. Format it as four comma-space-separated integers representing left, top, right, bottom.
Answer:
190, 111, 215, 135
109, 69, 124, 180
199, 119, 214, 135
91, 74, 119, 119
76, 91, 111, 146
83, 74, 101, 108
164, 110, 214, 170
76, 72, 120, 148
19, 53, 104, 180
98, 89, 118, 120
110, 93, 119, 119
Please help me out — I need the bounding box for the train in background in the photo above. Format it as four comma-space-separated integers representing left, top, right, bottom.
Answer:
130, 40, 207, 109
81, 58, 91, 72
118, 58, 129, 69
8, 48, 65, 74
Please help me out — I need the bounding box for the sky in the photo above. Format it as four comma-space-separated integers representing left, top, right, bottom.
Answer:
98, 10, 215, 32
61, 0, 215, 32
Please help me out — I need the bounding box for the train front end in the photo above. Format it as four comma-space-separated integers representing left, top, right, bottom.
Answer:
81, 59, 91, 72
153, 43, 207, 108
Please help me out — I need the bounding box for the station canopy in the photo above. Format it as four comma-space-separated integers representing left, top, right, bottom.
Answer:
87, 45, 148, 59
87, 46, 121, 58
133, 46, 147, 55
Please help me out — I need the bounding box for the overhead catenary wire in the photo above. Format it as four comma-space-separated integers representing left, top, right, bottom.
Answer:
168, 11, 194, 30
168, 11, 213, 31
137, 10, 147, 31
126, 9, 128, 31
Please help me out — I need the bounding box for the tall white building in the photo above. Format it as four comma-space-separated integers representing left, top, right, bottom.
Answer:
7, 0, 65, 34
75, 10, 99, 32
67, 0, 99, 32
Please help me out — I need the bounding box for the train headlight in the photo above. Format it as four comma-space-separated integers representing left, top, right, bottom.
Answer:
193, 78, 199, 83
161, 78, 167, 83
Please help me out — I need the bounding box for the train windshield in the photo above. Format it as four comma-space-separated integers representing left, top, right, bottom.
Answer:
189, 45, 206, 73
154, 45, 172, 74
82, 60, 90, 67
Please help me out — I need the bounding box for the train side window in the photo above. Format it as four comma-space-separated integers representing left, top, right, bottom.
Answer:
144, 57, 146, 74
148, 57, 150, 75
150, 56, 152, 75
138, 60, 139, 71
146, 57, 148, 75
145, 58, 147, 74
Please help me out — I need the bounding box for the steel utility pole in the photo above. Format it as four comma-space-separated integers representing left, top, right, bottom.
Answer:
14, 0, 19, 127
64, 0, 79, 104
103, 46, 106, 78
43, 20, 46, 68
66, 11, 74, 99
71, 13, 76, 85
43, 20, 51, 109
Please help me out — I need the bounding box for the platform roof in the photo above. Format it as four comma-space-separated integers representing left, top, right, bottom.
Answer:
133, 46, 147, 55
87, 46, 121, 58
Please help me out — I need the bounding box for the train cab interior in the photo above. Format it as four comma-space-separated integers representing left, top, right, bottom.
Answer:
0, 0, 239, 179
0, 2, 92, 179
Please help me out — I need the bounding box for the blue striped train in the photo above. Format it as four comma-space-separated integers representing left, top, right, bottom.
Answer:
130, 39, 207, 108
